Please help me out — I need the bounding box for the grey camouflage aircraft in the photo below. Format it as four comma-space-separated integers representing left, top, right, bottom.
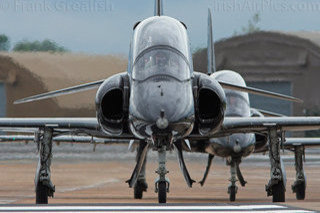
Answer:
1, 0, 320, 204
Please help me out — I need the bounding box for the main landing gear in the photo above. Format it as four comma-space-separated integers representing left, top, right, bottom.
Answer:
265, 127, 286, 202
292, 146, 306, 200
127, 140, 149, 199
133, 142, 148, 199
34, 128, 55, 204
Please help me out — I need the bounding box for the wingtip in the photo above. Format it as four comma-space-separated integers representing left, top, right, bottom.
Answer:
13, 100, 22, 105
296, 98, 304, 104
13, 98, 30, 105
291, 96, 304, 104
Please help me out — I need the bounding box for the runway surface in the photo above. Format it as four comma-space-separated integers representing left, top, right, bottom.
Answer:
0, 143, 319, 212
0, 204, 314, 212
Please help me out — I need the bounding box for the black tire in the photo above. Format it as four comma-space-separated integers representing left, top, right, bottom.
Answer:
36, 182, 48, 204
295, 183, 306, 200
272, 183, 285, 202
158, 182, 167, 204
229, 186, 236, 202
134, 184, 143, 199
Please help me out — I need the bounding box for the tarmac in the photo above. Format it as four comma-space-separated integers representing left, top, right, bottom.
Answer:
0, 143, 319, 212
0, 204, 314, 212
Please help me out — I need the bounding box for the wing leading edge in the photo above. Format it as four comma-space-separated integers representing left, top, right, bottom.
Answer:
0, 135, 130, 144
219, 117, 320, 136
0, 118, 99, 129
1, 117, 320, 139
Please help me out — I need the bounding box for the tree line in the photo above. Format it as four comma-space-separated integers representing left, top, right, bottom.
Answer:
0, 34, 67, 52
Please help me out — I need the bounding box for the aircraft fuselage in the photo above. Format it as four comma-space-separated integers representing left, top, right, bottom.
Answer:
206, 71, 256, 158
128, 16, 195, 140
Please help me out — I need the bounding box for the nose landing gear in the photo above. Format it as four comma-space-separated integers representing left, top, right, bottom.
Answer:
155, 145, 170, 203
228, 160, 238, 202
226, 158, 246, 202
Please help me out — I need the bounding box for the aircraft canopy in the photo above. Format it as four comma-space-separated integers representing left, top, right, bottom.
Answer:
132, 16, 190, 61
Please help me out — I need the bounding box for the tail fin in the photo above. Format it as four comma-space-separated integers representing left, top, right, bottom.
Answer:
154, 0, 163, 16
207, 9, 216, 75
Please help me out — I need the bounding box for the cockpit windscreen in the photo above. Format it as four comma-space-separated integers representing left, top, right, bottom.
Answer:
132, 47, 190, 81
225, 92, 250, 117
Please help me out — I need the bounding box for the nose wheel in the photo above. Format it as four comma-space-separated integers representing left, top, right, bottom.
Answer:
155, 181, 169, 203
155, 145, 170, 203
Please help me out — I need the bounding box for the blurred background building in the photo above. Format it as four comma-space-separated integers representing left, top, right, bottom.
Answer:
193, 31, 320, 118
0, 53, 126, 117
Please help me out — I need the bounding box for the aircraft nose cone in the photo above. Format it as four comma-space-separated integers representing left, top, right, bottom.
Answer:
156, 110, 169, 129
233, 139, 241, 153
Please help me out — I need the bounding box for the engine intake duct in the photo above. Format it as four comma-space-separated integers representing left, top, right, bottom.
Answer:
194, 73, 226, 136
198, 88, 222, 123
101, 89, 124, 121
96, 73, 130, 136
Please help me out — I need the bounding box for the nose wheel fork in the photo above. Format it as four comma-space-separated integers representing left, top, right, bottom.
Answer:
155, 146, 170, 203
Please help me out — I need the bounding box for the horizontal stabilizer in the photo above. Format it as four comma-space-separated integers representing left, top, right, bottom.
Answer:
252, 108, 285, 117
14, 79, 105, 104
218, 80, 303, 103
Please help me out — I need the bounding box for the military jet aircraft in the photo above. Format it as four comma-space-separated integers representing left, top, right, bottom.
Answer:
2, 0, 320, 204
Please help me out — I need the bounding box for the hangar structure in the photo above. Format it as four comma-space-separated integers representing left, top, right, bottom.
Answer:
193, 31, 320, 116
0, 53, 127, 117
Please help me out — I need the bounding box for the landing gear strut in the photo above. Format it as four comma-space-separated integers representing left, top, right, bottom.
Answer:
127, 140, 149, 199
265, 127, 286, 202
174, 140, 195, 187
199, 154, 214, 186
155, 145, 169, 203
134, 142, 148, 199
292, 146, 306, 200
34, 128, 55, 204
228, 160, 238, 202
226, 158, 246, 202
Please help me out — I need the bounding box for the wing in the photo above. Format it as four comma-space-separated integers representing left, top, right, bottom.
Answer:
0, 118, 98, 129
251, 108, 285, 117
219, 116, 320, 135
285, 138, 320, 148
0, 135, 131, 144
186, 116, 320, 139
14, 80, 104, 104
0, 118, 135, 139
